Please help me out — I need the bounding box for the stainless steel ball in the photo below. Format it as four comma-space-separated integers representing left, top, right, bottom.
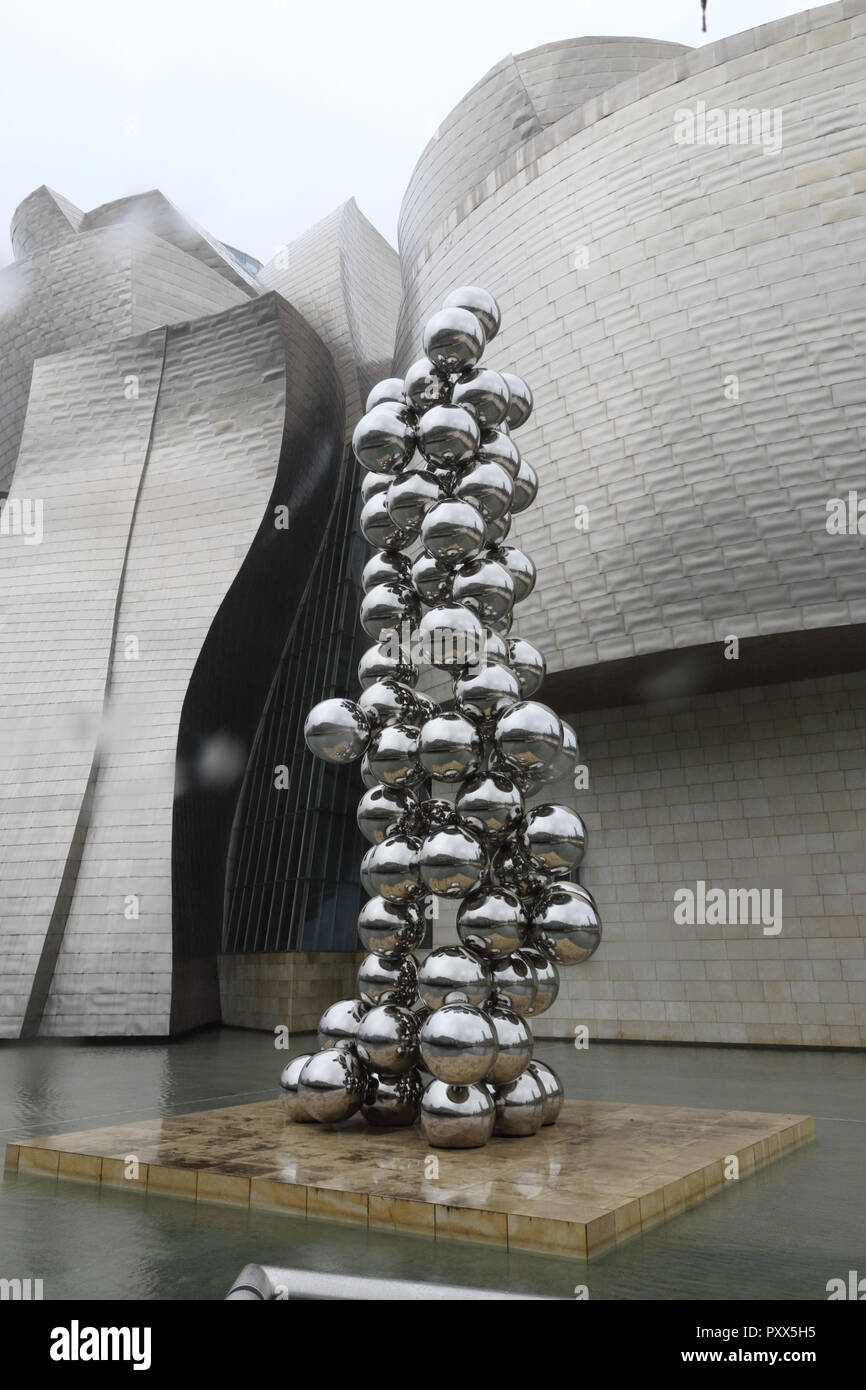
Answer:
409, 797, 457, 838
423, 307, 486, 374
421, 497, 486, 569
420, 1080, 495, 1149
358, 678, 418, 732
485, 510, 512, 545
359, 832, 424, 902
519, 946, 560, 1016
403, 356, 451, 416
531, 882, 602, 967
506, 638, 546, 698
454, 459, 513, 523
410, 552, 453, 605
360, 492, 415, 550
361, 550, 411, 593
501, 372, 533, 430
358, 639, 418, 690
360, 582, 419, 642
451, 367, 510, 428
357, 785, 417, 846
419, 1003, 498, 1084
522, 804, 587, 875
366, 377, 406, 412
362, 1069, 424, 1127
355, 1003, 419, 1075
357, 951, 419, 1007
360, 470, 391, 505
490, 842, 550, 900
453, 659, 521, 723
417, 603, 484, 670
352, 403, 416, 473
457, 887, 528, 960
366, 724, 424, 789
494, 545, 536, 603
493, 700, 562, 782
489, 951, 537, 1016
317, 997, 367, 1050
417, 946, 492, 1010
386, 469, 444, 532
442, 286, 501, 341
360, 753, 379, 788
304, 698, 370, 764
357, 895, 425, 956
546, 718, 579, 782
481, 629, 510, 663
298, 1048, 366, 1123
511, 456, 539, 512
279, 1053, 315, 1122
451, 556, 515, 625
456, 771, 524, 842
416, 403, 480, 468
527, 1060, 564, 1125
418, 711, 482, 783
492, 1069, 544, 1136
486, 1006, 533, 1084
419, 825, 487, 898
477, 427, 520, 479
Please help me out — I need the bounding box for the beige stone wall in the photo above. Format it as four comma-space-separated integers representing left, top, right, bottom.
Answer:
218, 951, 364, 1034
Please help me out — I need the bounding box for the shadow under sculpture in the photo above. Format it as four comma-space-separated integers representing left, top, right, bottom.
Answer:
284, 287, 602, 1148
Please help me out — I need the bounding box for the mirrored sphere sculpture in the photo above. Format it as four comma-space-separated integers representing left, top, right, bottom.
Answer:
294, 286, 603, 1148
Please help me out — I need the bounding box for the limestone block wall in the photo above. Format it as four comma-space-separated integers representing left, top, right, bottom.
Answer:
218, 951, 365, 1034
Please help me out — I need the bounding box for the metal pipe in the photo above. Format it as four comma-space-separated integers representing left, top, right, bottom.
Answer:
226, 1264, 560, 1300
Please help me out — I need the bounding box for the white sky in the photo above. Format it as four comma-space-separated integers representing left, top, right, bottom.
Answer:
1, 0, 810, 265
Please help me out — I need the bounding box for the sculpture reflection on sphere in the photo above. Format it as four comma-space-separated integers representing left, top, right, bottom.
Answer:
289, 284, 603, 1149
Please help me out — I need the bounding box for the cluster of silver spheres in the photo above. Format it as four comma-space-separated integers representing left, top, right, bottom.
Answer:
284, 286, 601, 1149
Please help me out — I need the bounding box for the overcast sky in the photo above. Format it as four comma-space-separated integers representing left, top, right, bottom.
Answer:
1, 0, 807, 265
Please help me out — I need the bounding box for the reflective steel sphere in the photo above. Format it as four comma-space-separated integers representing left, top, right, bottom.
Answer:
417, 603, 484, 670
298, 1048, 366, 1123
361, 550, 411, 593
419, 1003, 497, 1084
546, 718, 579, 782
360, 752, 379, 788
451, 367, 510, 428
423, 307, 486, 374
420, 1080, 495, 1149
519, 946, 560, 1016
419, 825, 487, 898
409, 797, 457, 838
362, 1069, 424, 1126
527, 1060, 564, 1125
410, 551, 453, 604
359, 833, 424, 901
442, 286, 501, 341
366, 377, 406, 412
360, 582, 419, 641
418, 711, 481, 784
386, 469, 444, 532
367, 724, 424, 789
501, 372, 533, 429
355, 1003, 419, 1075
360, 470, 391, 504
421, 497, 486, 569
477, 427, 520, 479
490, 842, 550, 900
357, 785, 417, 846
490, 951, 537, 1016
506, 638, 546, 698
304, 699, 370, 764
457, 887, 528, 960
403, 356, 451, 416
451, 556, 515, 625
494, 700, 562, 782
453, 658, 521, 724
531, 882, 602, 967
317, 997, 367, 1050
352, 403, 416, 473
454, 459, 513, 523
494, 545, 536, 603
511, 456, 539, 513
492, 1069, 544, 1136
358, 639, 418, 690
456, 771, 524, 842
360, 492, 414, 550
486, 1006, 533, 1084
417, 946, 492, 1010
358, 895, 425, 956
358, 678, 418, 732
485, 510, 512, 545
522, 804, 587, 875
416, 404, 480, 468
357, 951, 419, 1007
279, 1053, 315, 1122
